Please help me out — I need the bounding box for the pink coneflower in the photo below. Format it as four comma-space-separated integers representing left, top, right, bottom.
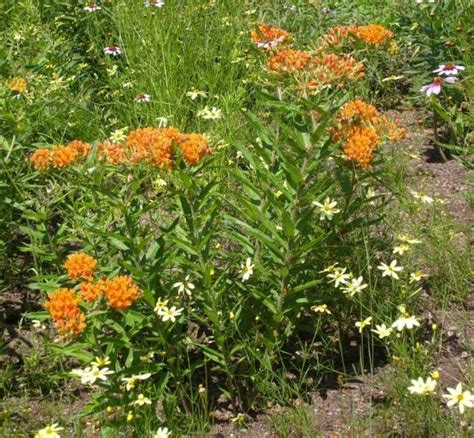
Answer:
104, 46, 121, 56
421, 76, 457, 96
84, 2, 101, 11
144, 0, 164, 6
136, 94, 151, 103
433, 64, 465, 76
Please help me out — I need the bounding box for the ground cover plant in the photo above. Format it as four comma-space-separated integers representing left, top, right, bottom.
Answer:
0, 0, 472, 437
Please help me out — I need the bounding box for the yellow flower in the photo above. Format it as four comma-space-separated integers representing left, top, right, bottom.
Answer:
9, 77, 28, 94
355, 317, 372, 333
91, 356, 111, 367
132, 393, 152, 406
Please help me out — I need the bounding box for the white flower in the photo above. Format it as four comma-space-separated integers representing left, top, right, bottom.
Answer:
312, 197, 340, 220
391, 305, 420, 331
70, 367, 92, 385
173, 275, 195, 296
32, 319, 46, 330
434, 64, 465, 76
159, 306, 183, 322
104, 46, 122, 56
311, 304, 331, 314
121, 373, 152, 391
240, 258, 254, 282
136, 93, 151, 103
186, 88, 207, 100
154, 298, 169, 314
408, 377, 437, 395
70, 366, 113, 385
377, 260, 403, 280
154, 427, 171, 438
410, 190, 434, 204
145, 0, 165, 7
355, 317, 372, 333
198, 106, 222, 120
35, 423, 64, 438
156, 116, 169, 128
132, 393, 152, 406
393, 244, 410, 255
443, 383, 474, 414
341, 276, 368, 296
327, 267, 351, 288
409, 271, 428, 283
85, 366, 114, 384
109, 127, 128, 143
398, 235, 422, 245
255, 35, 285, 49
371, 324, 393, 339
84, 3, 101, 12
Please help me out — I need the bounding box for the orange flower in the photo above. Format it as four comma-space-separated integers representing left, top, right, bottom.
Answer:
104, 275, 140, 310
80, 280, 105, 303
44, 288, 86, 336
352, 24, 393, 46
251, 24, 290, 49
338, 100, 380, 124
330, 99, 404, 168
98, 141, 127, 165
9, 77, 28, 94
126, 127, 182, 167
308, 53, 365, 88
51, 145, 79, 168
268, 49, 311, 73
179, 133, 212, 165
342, 126, 380, 168
64, 252, 97, 281
30, 149, 52, 171
318, 25, 357, 50
67, 140, 91, 158
374, 116, 407, 142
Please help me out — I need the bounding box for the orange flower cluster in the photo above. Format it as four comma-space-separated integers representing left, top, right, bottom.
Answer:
64, 252, 97, 281
332, 100, 406, 167
307, 53, 365, 88
9, 77, 28, 94
104, 275, 140, 310
80, 280, 105, 303
30, 149, 51, 171
44, 254, 141, 336
268, 49, 311, 73
44, 288, 86, 337
99, 127, 212, 167
179, 133, 213, 165
342, 126, 380, 168
251, 24, 290, 49
318, 25, 357, 50
318, 24, 393, 49
352, 25, 393, 46
337, 99, 380, 125
97, 141, 127, 165
30, 140, 91, 171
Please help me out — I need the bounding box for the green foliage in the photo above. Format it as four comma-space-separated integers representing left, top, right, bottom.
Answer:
0, 0, 472, 436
